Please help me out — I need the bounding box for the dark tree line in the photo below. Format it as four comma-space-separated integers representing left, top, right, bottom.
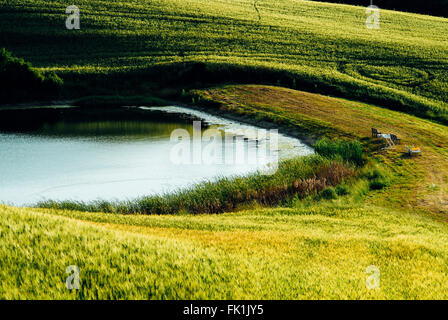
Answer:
0, 49, 62, 103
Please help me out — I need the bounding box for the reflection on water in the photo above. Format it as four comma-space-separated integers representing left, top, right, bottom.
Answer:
0, 106, 313, 206
38, 121, 195, 138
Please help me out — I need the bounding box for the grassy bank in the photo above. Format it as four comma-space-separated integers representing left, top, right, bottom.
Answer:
192, 85, 448, 215
1, 0, 448, 123
38, 155, 358, 214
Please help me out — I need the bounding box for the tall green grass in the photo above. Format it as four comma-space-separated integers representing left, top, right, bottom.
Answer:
314, 138, 364, 166
361, 163, 393, 191
38, 155, 354, 214
4, 203, 448, 299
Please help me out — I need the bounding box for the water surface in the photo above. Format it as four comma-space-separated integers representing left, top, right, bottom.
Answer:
0, 106, 313, 206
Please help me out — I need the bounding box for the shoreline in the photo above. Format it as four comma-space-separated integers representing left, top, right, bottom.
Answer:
0, 96, 318, 148
182, 102, 318, 148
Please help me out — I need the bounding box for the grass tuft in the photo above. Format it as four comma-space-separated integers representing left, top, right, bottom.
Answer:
362, 164, 393, 191
314, 138, 364, 166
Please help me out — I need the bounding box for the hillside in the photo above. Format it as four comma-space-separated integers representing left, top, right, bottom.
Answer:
193, 85, 448, 214
1, 0, 448, 300
1, 0, 447, 122
311, 0, 448, 18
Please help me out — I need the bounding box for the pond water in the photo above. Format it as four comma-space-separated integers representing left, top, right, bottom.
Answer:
0, 106, 313, 206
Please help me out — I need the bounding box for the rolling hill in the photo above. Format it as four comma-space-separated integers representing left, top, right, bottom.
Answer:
1, 0, 447, 122
1, 0, 448, 299
311, 0, 448, 18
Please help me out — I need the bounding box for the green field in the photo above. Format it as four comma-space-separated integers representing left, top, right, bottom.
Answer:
3, 203, 448, 299
1, 0, 448, 299
1, 0, 448, 122
309, 0, 448, 18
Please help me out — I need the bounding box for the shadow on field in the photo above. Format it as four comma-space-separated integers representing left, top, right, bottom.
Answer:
60, 62, 448, 125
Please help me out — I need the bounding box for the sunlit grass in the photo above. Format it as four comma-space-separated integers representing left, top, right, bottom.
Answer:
2, 203, 448, 299
1, 0, 448, 300
1, 0, 448, 121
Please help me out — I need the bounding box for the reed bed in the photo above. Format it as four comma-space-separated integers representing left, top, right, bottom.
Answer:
38, 155, 355, 214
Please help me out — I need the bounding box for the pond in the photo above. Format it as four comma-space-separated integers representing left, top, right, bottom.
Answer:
0, 106, 313, 206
